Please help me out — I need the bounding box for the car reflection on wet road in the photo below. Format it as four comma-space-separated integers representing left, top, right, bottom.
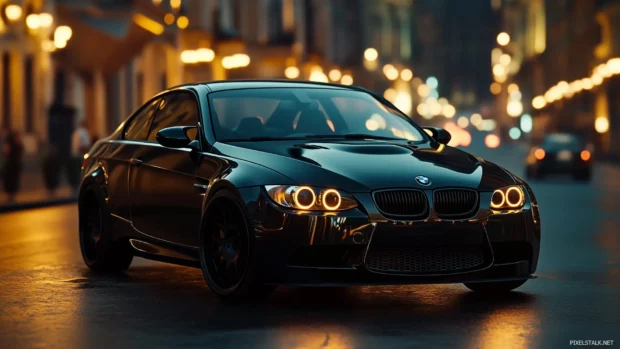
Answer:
0, 143, 618, 348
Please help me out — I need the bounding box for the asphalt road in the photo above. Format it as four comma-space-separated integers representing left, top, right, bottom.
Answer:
0, 139, 618, 348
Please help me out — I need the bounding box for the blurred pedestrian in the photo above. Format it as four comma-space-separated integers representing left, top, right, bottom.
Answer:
69, 120, 91, 190
42, 143, 61, 195
2, 130, 24, 201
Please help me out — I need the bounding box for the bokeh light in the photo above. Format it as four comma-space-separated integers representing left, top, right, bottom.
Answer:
509, 127, 522, 140
595, 116, 609, 133
364, 48, 378, 61
470, 113, 482, 127
520, 114, 533, 133
497, 32, 510, 46
340, 74, 353, 85
457, 116, 469, 128
485, 134, 501, 148
284, 66, 300, 79
328, 69, 342, 81
426, 76, 439, 89
400, 69, 413, 81
490, 82, 501, 95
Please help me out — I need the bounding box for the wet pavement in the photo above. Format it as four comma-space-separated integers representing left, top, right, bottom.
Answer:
0, 141, 618, 348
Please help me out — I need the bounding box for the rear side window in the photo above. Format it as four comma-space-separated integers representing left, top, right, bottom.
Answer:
147, 92, 200, 142
124, 98, 161, 141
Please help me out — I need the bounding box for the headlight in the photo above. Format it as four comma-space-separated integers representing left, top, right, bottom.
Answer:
265, 185, 358, 211
490, 185, 525, 209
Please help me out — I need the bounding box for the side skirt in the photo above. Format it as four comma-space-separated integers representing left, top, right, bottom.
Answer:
129, 239, 201, 269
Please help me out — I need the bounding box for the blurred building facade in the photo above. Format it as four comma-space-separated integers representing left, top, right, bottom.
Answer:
497, 0, 620, 160
1, 0, 420, 157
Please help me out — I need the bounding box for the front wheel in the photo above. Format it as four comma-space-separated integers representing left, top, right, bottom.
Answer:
199, 190, 275, 301
463, 279, 527, 293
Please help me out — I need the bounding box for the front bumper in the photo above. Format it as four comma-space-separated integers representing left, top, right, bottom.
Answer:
240, 186, 541, 285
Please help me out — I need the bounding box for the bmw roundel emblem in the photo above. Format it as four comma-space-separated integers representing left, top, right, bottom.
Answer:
415, 175, 431, 186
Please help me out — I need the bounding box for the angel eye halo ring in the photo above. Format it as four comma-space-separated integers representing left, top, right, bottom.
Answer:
265, 185, 357, 211
490, 185, 525, 210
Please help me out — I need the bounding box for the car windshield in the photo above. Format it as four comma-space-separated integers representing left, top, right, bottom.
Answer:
542, 133, 584, 152
208, 87, 427, 142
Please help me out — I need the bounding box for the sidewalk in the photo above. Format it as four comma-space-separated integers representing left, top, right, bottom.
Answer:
0, 156, 77, 213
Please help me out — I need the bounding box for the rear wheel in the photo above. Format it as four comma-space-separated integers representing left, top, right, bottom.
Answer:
79, 190, 133, 272
463, 279, 527, 293
199, 190, 275, 301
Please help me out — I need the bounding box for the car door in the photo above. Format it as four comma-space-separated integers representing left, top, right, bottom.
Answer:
129, 91, 204, 247
107, 97, 161, 220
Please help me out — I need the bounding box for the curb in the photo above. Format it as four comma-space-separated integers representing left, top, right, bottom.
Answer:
0, 197, 78, 214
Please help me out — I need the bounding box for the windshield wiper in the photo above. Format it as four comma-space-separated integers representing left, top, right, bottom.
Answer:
304, 134, 402, 141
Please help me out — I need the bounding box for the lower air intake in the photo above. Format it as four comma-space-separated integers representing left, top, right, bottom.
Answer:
365, 245, 485, 274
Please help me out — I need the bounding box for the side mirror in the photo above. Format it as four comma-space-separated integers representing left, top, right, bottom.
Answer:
423, 127, 452, 145
156, 126, 199, 149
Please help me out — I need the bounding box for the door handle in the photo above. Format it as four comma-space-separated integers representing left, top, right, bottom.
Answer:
130, 158, 143, 166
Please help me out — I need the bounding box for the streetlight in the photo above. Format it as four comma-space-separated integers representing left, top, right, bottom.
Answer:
497, 32, 510, 46
328, 69, 342, 81
4, 4, 22, 22
383, 64, 398, 80
364, 48, 378, 61
400, 69, 413, 82
284, 66, 300, 79
38, 13, 53, 28
595, 116, 609, 133
26, 14, 40, 30
176, 15, 189, 29
340, 74, 353, 85
196, 48, 215, 62
532, 96, 546, 109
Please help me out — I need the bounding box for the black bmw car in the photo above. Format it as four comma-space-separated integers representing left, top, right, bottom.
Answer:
79, 80, 540, 299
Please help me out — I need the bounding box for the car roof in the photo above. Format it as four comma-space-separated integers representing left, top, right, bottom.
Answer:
171, 80, 355, 92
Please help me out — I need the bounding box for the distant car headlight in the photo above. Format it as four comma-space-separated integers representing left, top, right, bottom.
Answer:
265, 185, 358, 211
490, 185, 525, 210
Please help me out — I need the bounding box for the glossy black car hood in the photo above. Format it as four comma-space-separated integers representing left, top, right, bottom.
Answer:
214, 140, 515, 193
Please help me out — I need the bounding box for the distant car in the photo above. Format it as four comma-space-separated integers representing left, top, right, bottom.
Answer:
526, 133, 592, 181
78, 80, 540, 300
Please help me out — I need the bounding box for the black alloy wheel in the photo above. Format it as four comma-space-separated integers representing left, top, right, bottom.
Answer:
204, 199, 249, 291
200, 190, 275, 300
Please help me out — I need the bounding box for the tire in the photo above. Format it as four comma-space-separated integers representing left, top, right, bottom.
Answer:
463, 279, 527, 293
199, 189, 275, 301
79, 190, 133, 272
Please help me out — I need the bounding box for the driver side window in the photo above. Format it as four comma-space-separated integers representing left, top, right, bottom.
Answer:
147, 91, 200, 142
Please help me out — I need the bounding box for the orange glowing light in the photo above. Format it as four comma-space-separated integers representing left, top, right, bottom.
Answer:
534, 148, 545, 160
321, 189, 341, 210
491, 190, 506, 209
485, 134, 501, 148
580, 150, 591, 161
293, 186, 316, 210
506, 186, 524, 207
